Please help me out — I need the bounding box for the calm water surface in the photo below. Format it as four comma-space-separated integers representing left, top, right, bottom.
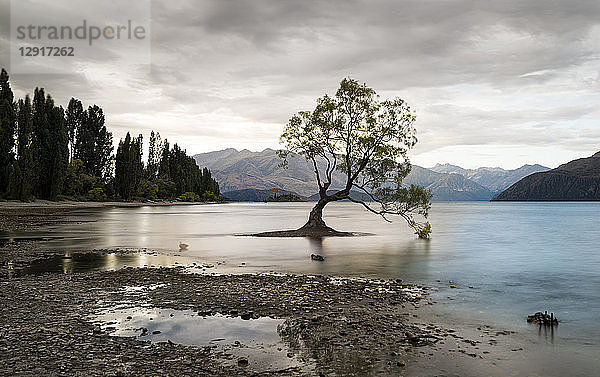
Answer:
3, 202, 600, 361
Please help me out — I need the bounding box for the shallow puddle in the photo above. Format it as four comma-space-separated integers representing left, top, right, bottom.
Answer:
96, 306, 283, 345
94, 306, 306, 371
13, 252, 208, 276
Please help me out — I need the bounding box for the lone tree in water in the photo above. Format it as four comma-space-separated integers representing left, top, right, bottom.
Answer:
274, 78, 432, 239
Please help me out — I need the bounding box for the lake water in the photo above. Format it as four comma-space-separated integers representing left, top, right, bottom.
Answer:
3, 201, 600, 372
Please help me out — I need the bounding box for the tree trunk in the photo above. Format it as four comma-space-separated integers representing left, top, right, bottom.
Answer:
252, 194, 354, 237
301, 199, 329, 230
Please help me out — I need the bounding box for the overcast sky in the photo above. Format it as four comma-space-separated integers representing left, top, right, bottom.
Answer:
1, 0, 599, 169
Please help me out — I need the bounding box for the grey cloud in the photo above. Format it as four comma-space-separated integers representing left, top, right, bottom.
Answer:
0, 0, 599, 165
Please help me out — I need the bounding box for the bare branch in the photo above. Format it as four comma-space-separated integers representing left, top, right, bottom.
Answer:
346, 197, 392, 223
351, 183, 384, 204
309, 155, 323, 191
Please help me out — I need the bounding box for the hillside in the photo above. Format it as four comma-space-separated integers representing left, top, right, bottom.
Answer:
194, 149, 495, 201
431, 163, 550, 193
492, 152, 600, 201
194, 148, 346, 197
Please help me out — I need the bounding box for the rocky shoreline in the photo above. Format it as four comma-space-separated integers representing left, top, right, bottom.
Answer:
2, 267, 440, 376
0, 203, 525, 376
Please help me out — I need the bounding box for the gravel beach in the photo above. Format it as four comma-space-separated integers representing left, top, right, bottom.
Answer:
0, 202, 528, 376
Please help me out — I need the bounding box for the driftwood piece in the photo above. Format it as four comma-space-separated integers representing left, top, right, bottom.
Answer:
527, 311, 559, 326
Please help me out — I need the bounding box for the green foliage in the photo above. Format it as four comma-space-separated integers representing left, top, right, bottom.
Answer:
137, 179, 158, 200
115, 132, 143, 200
73, 105, 113, 178
154, 140, 220, 200
0, 68, 16, 196
63, 159, 105, 198
1, 68, 223, 204
280, 78, 431, 236
11, 96, 35, 200
114, 132, 220, 202
65, 98, 83, 162
146, 131, 162, 180
87, 187, 107, 201
179, 191, 200, 202
416, 222, 432, 240
154, 178, 176, 199
202, 191, 220, 202
30, 89, 69, 200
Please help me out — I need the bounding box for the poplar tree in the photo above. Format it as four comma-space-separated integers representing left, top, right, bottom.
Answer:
147, 130, 162, 180
13, 96, 35, 200
115, 132, 143, 199
65, 98, 84, 162
0, 69, 15, 196
32, 89, 68, 199
74, 105, 113, 178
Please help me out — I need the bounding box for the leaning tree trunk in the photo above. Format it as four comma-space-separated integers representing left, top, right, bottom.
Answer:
252, 195, 352, 237
300, 199, 330, 230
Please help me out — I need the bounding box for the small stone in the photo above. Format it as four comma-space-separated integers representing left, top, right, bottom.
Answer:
398, 360, 406, 367
287, 352, 294, 358
237, 357, 249, 367
152, 330, 161, 335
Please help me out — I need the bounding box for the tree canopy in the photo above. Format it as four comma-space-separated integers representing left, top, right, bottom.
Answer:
0, 68, 221, 203
279, 78, 432, 238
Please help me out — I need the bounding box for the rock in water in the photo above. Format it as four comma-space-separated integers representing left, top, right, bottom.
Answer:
311, 254, 325, 261
527, 311, 559, 325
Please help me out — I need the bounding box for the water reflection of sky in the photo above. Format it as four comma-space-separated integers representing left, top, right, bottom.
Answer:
94, 305, 300, 371
95, 306, 283, 346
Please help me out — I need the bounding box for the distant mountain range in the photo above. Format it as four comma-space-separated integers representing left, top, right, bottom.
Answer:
493, 152, 600, 201
430, 163, 550, 193
193, 148, 550, 202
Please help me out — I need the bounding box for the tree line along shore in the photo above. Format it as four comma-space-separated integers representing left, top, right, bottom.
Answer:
0, 68, 221, 203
